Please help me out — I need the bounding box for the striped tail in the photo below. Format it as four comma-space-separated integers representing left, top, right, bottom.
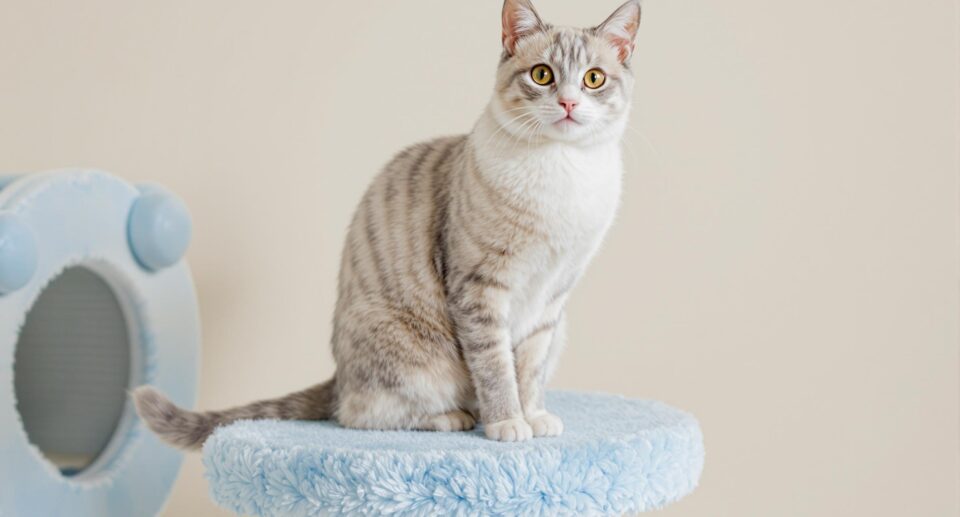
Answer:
132, 378, 337, 450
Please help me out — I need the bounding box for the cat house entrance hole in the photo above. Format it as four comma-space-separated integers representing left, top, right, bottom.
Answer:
13, 266, 135, 478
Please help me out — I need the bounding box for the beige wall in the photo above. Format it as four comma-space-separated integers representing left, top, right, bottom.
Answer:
2, 1, 958, 515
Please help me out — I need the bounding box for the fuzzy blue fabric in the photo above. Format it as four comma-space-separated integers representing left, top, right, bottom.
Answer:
203, 392, 703, 516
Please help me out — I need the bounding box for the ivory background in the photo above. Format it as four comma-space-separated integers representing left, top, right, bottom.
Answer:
1, 1, 958, 515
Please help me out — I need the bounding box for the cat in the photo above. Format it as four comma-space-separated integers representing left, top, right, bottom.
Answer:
134, 0, 642, 446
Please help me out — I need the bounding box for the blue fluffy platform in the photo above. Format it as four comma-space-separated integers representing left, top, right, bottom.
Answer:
202, 392, 704, 516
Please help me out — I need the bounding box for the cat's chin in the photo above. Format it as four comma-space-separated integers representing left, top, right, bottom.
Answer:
540, 121, 611, 146
562, 116, 630, 146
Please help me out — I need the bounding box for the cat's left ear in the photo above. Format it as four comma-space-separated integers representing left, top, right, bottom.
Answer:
502, 0, 545, 55
596, 0, 642, 63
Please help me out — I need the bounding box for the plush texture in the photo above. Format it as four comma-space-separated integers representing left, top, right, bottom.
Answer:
203, 391, 704, 516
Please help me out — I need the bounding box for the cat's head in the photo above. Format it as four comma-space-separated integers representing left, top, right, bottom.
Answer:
492, 0, 641, 145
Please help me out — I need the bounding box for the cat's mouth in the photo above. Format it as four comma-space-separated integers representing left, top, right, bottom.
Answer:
554, 114, 581, 127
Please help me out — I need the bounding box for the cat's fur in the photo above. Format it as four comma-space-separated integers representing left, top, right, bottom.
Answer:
134, 0, 641, 447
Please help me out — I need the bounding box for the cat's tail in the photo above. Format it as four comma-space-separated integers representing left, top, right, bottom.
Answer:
131, 378, 337, 451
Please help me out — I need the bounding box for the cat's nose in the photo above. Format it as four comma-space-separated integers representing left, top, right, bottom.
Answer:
558, 98, 578, 114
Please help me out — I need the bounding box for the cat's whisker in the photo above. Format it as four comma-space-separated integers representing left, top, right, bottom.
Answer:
621, 136, 641, 166
483, 112, 538, 151
521, 122, 544, 153
501, 116, 542, 155
624, 123, 666, 170
491, 113, 538, 155
527, 120, 545, 155
484, 110, 535, 140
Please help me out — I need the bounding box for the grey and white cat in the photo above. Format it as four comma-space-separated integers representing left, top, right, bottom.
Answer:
134, 0, 641, 446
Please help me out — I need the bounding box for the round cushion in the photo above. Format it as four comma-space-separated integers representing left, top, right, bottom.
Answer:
203, 391, 704, 516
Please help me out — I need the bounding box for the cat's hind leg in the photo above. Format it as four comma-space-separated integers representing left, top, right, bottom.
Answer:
336, 390, 474, 432
333, 307, 474, 432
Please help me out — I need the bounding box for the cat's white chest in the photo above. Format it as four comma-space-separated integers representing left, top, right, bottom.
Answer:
496, 144, 623, 335
512, 143, 622, 251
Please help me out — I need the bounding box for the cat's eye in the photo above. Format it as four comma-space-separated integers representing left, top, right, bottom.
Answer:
583, 68, 606, 89
530, 64, 554, 85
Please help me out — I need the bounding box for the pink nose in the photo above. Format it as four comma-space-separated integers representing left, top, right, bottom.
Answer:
559, 98, 578, 114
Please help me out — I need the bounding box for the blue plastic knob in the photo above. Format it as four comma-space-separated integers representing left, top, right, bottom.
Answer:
0, 213, 38, 294
128, 185, 192, 271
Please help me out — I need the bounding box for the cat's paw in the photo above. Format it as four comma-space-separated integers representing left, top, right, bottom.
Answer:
426, 410, 476, 432
527, 411, 564, 437
484, 417, 533, 442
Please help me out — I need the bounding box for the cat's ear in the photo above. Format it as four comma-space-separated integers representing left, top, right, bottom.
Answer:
596, 0, 641, 63
502, 0, 545, 55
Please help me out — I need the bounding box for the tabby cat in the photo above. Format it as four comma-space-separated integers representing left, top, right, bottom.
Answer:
134, 0, 642, 445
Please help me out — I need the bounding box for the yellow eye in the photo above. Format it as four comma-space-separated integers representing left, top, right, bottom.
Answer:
584, 68, 606, 89
530, 64, 554, 85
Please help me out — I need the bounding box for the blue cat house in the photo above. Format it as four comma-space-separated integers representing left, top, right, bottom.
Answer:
0, 170, 200, 516
0, 170, 703, 516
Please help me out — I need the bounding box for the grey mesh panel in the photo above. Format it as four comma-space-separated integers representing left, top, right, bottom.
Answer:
14, 267, 131, 475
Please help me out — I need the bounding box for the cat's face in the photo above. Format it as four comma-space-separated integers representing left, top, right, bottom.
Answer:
492, 0, 641, 146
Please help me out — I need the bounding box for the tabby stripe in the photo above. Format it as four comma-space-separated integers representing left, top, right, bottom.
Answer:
449, 298, 505, 331
455, 191, 511, 256
470, 311, 502, 327
463, 338, 501, 352
465, 156, 545, 237
463, 177, 543, 239
465, 147, 540, 221
460, 271, 509, 291
518, 81, 543, 100
408, 144, 450, 303
551, 32, 564, 61
381, 160, 405, 300
429, 140, 458, 290
514, 318, 560, 347
547, 275, 577, 304
592, 75, 622, 105
391, 307, 453, 345
349, 208, 381, 298
347, 247, 375, 299
361, 194, 393, 300
574, 34, 587, 64
397, 145, 439, 308
451, 162, 512, 257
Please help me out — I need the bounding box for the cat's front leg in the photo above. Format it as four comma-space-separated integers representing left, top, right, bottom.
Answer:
515, 307, 565, 437
450, 272, 532, 442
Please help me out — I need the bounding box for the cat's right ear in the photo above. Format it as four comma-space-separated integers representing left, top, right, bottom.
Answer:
502, 0, 545, 55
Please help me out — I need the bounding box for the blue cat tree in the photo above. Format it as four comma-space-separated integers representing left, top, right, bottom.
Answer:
0, 170, 703, 517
